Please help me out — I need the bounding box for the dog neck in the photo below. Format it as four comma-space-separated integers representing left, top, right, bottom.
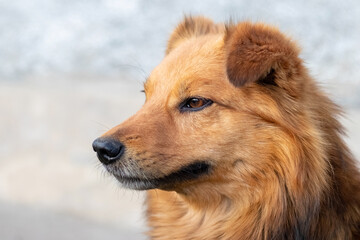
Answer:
146, 178, 303, 239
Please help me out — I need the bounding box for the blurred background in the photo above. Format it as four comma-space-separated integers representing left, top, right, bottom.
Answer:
0, 0, 359, 239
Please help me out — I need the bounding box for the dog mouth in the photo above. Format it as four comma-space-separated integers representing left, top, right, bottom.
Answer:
109, 161, 211, 190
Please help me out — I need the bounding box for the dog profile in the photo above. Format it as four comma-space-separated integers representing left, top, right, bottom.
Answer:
93, 16, 360, 239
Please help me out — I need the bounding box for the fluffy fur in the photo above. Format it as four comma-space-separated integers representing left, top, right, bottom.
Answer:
98, 16, 360, 239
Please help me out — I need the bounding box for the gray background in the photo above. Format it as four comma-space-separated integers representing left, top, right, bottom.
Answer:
0, 0, 359, 239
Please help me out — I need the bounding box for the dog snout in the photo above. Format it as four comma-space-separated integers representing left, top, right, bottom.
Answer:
92, 138, 125, 165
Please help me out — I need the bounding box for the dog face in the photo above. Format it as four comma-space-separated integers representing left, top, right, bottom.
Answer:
93, 17, 314, 195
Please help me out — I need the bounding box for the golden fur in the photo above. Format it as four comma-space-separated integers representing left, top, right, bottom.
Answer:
99, 16, 360, 239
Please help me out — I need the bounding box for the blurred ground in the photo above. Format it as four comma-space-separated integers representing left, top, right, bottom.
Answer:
0, 0, 359, 239
0, 78, 147, 239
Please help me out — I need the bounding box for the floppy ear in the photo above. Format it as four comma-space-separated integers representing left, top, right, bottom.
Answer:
225, 22, 301, 89
166, 16, 223, 54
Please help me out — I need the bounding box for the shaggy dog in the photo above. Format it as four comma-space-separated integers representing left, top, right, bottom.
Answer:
93, 16, 360, 239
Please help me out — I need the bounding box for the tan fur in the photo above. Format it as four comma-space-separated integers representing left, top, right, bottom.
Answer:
100, 16, 360, 239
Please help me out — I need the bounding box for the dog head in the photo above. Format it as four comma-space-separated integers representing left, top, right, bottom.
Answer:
93, 17, 325, 201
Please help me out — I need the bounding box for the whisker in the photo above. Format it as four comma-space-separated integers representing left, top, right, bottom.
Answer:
91, 120, 110, 131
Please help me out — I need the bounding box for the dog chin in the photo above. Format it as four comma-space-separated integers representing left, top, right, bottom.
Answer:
104, 165, 158, 190
114, 175, 158, 190
109, 161, 211, 190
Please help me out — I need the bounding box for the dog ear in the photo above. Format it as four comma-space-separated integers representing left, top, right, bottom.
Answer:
225, 22, 301, 88
166, 16, 223, 54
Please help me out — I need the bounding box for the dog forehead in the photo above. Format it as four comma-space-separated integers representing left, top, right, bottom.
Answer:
145, 35, 226, 96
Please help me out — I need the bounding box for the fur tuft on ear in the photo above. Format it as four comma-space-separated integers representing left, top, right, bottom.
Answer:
166, 16, 224, 54
225, 22, 300, 87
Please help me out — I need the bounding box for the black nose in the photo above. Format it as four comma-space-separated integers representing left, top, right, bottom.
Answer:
92, 138, 125, 165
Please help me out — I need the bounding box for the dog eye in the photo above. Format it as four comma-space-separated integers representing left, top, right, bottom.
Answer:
180, 97, 213, 112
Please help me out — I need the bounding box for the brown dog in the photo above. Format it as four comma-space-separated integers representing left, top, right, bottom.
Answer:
93, 16, 360, 239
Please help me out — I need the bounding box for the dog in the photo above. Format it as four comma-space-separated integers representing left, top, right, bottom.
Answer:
93, 16, 360, 239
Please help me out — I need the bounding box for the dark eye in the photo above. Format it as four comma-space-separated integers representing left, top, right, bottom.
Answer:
180, 97, 213, 112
